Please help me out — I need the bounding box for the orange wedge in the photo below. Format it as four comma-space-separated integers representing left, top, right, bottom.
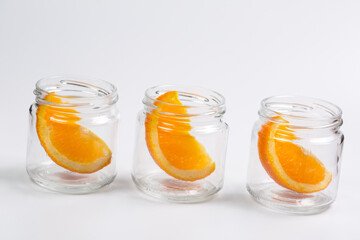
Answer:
258, 118, 332, 193
36, 94, 112, 173
145, 91, 215, 181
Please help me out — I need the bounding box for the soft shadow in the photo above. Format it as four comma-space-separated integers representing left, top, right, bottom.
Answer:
98, 175, 173, 205
0, 165, 47, 194
97, 174, 136, 194
213, 184, 281, 216
215, 186, 256, 207
0, 164, 137, 196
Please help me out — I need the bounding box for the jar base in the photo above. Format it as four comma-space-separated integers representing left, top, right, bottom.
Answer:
246, 183, 332, 214
27, 164, 116, 194
132, 172, 221, 203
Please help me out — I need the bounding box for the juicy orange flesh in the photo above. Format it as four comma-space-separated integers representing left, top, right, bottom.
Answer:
37, 94, 111, 173
145, 91, 215, 180
155, 91, 210, 170
156, 92, 185, 114
258, 118, 330, 192
275, 140, 325, 184
159, 131, 210, 170
272, 123, 325, 184
47, 122, 106, 164
156, 92, 191, 132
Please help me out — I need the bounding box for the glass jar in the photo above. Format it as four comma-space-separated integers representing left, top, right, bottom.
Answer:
26, 75, 119, 193
132, 85, 229, 202
247, 96, 344, 214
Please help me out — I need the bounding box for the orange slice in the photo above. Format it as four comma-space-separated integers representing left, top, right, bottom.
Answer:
258, 118, 332, 193
145, 91, 215, 181
36, 94, 112, 173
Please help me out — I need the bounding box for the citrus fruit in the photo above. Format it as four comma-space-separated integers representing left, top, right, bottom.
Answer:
36, 94, 112, 173
145, 91, 215, 181
258, 118, 332, 193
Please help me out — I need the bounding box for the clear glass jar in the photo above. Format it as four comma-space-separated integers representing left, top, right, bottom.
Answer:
132, 85, 229, 202
247, 96, 344, 214
26, 75, 119, 193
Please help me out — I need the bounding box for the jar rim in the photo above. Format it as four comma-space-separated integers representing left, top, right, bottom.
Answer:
144, 84, 226, 116
145, 84, 225, 107
35, 75, 118, 106
259, 95, 342, 128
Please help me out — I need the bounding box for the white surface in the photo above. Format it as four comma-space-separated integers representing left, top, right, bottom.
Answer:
0, 0, 359, 239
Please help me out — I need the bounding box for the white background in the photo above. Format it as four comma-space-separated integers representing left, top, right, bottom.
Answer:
1, 0, 359, 239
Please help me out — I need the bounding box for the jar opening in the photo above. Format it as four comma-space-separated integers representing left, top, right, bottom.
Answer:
143, 85, 226, 117
259, 96, 343, 128
34, 75, 118, 108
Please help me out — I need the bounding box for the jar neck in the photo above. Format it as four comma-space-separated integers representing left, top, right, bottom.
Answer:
34, 75, 118, 110
258, 96, 343, 130
143, 85, 226, 122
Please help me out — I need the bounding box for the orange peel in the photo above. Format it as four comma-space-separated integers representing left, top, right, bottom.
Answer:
36, 94, 111, 173
258, 118, 332, 193
145, 91, 215, 181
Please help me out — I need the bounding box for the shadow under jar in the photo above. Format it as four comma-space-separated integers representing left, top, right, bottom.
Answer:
26, 76, 119, 194
132, 85, 229, 202
247, 96, 344, 214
